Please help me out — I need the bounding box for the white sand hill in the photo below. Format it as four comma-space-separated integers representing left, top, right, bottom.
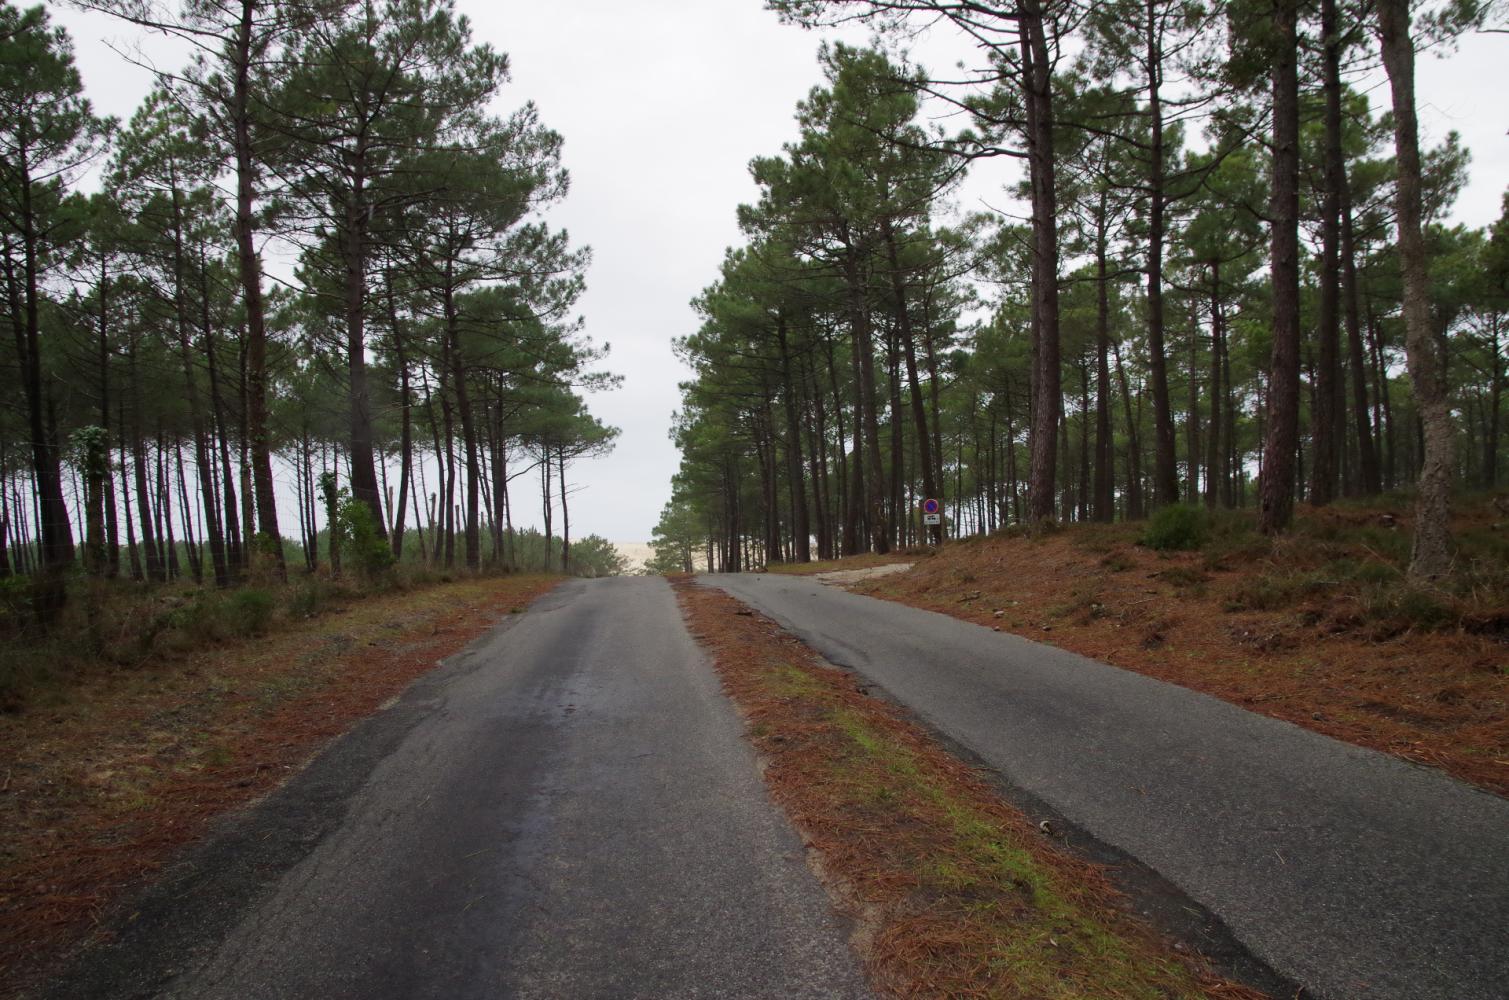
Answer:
613, 542, 655, 574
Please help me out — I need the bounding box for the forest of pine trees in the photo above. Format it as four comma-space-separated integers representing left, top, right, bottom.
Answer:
0, 0, 619, 620
656, 0, 1507, 580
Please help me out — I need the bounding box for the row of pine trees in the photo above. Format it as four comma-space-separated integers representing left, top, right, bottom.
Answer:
1, 0, 616, 619
655, 0, 1505, 577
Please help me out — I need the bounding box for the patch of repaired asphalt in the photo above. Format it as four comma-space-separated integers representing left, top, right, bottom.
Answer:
813, 563, 913, 587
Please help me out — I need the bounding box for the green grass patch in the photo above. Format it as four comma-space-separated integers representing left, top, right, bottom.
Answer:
818, 686, 1212, 999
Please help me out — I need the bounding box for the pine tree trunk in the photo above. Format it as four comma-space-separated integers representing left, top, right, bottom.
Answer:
776, 314, 811, 561
7, 163, 74, 614
1206, 264, 1225, 509
131, 362, 162, 582
886, 221, 942, 542
1487, 322, 1503, 487
1143, 0, 1179, 508
1093, 193, 1115, 521
804, 354, 832, 559
843, 240, 888, 553
1377, 0, 1454, 578
1113, 339, 1144, 519
1341, 185, 1381, 494
202, 265, 242, 575
169, 179, 229, 586
443, 278, 481, 570
96, 260, 119, 577
823, 336, 850, 556
1310, 0, 1346, 506
886, 324, 904, 548
558, 446, 570, 574
1223, 324, 1238, 506
389, 284, 412, 559
540, 444, 552, 571
117, 400, 141, 580
842, 292, 866, 554
1020, 0, 1061, 526
231, 0, 284, 579
173, 437, 201, 583
1183, 311, 1199, 500
1259, 0, 1302, 535
1004, 377, 1019, 523
158, 437, 179, 580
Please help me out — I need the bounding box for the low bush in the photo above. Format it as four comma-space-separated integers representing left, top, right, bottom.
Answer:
1156, 565, 1210, 589
1225, 570, 1331, 612
1336, 558, 1403, 587
1201, 536, 1272, 570
1361, 583, 1458, 635
227, 588, 276, 637
1099, 549, 1135, 573
286, 579, 324, 619
0, 575, 31, 635
1071, 523, 1128, 554
1050, 584, 1106, 623
1141, 504, 1208, 551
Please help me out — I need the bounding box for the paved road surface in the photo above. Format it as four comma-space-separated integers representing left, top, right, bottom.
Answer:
51, 577, 869, 1000
704, 572, 1509, 1000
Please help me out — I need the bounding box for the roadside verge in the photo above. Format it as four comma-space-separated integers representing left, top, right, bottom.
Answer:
0, 574, 559, 996
671, 576, 1265, 1000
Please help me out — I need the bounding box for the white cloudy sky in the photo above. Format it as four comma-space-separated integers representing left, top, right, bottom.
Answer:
47, 0, 1507, 544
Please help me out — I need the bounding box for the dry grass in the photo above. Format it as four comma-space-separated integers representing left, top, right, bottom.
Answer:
855, 500, 1508, 797
0, 574, 559, 994
673, 577, 1263, 1000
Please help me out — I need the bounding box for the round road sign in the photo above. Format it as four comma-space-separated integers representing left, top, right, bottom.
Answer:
922, 498, 940, 515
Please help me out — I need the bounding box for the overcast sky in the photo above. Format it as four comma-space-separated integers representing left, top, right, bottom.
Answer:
46, 0, 1507, 544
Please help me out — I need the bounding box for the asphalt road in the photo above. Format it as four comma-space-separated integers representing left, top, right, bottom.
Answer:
49, 577, 869, 1000
703, 572, 1509, 1000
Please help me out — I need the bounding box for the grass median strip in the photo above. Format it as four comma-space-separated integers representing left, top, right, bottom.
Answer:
0, 574, 559, 995
672, 576, 1264, 1000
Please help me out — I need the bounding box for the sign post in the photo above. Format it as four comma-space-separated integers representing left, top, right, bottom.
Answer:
921, 498, 941, 538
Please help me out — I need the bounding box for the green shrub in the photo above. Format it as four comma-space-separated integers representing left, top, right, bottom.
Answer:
286, 577, 352, 618
1050, 584, 1105, 622
1225, 570, 1330, 612
336, 495, 396, 582
0, 575, 31, 634
1198, 511, 1268, 569
1029, 518, 1062, 540
1072, 524, 1128, 554
1345, 559, 1402, 586
1100, 549, 1135, 572
228, 588, 275, 637
1141, 504, 1209, 551
1354, 525, 1410, 564
1361, 584, 1457, 633
287, 580, 321, 618
1157, 566, 1210, 589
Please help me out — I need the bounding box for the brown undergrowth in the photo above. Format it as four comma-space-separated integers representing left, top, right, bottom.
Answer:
672, 576, 1263, 1000
0, 574, 559, 994
848, 500, 1508, 797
